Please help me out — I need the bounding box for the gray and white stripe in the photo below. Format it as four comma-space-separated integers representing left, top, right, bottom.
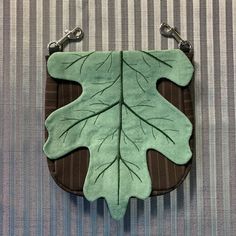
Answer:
1, 0, 236, 235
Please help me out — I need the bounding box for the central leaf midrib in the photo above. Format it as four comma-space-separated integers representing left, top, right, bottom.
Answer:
116, 51, 124, 205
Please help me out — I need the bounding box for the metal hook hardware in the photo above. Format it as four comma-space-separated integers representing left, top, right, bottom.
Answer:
47, 26, 84, 54
160, 22, 192, 54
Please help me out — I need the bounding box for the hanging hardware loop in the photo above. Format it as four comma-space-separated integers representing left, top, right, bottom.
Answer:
48, 26, 84, 54
160, 22, 192, 54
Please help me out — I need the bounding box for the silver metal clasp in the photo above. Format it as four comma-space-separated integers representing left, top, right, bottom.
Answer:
47, 26, 84, 54
160, 22, 192, 54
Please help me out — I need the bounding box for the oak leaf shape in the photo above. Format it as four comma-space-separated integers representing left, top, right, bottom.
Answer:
43, 49, 194, 220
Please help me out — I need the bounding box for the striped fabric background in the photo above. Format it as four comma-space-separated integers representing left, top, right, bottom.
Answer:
0, 0, 235, 235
